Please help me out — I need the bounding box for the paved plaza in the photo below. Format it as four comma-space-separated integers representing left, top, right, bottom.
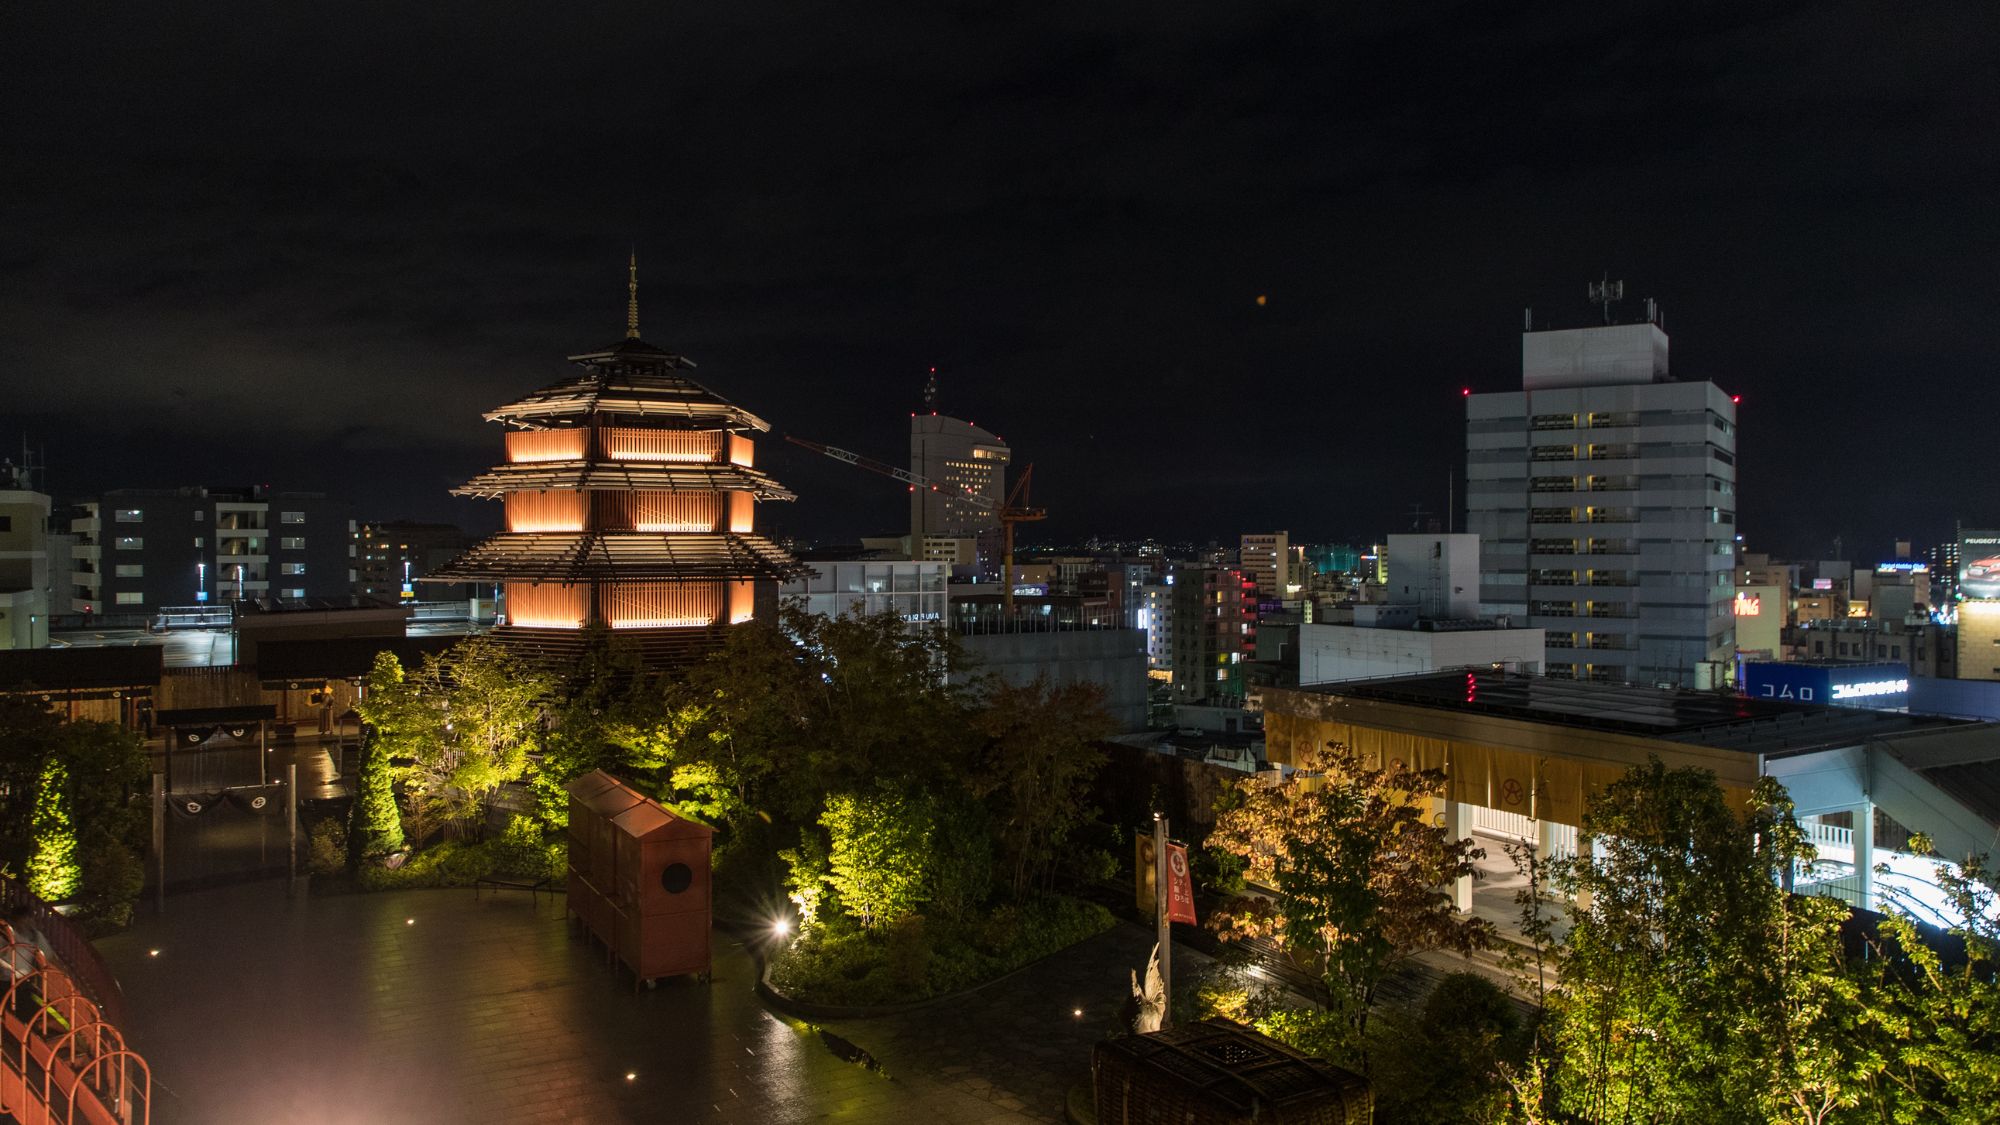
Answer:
93, 830, 1548, 1124
96, 882, 1171, 1124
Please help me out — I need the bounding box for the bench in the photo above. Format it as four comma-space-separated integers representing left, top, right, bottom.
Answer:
474, 873, 553, 907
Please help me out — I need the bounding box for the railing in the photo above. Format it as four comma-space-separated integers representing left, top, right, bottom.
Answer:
1, 882, 150, 1125
1468, 807, 1578, 860
0, 879, 126, 1027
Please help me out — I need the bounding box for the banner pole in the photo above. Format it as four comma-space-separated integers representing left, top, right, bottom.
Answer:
1154, 811, 1170, 1030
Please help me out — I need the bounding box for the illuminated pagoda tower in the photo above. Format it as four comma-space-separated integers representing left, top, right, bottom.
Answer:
425, 257, 803, 662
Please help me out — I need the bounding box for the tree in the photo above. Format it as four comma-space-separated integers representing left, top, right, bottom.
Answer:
818, 784, 935, 931
1751, 779, 1874, 1125
26, 757, 81, 901
1546, 759, 1842, 1122
0, 693, 71, 878
1850, 838, 2000, 1121
969, 675, 1111, 899
353, 650, 419, 853
350, 730, 406, 861
1208, 740, 1491, 1064
399, 638, 550, 827
1374, 971, 1523, 1124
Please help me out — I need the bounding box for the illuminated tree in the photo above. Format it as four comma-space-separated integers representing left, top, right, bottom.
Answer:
1208, 740, 1491, 1064
818, 784, 934, 931
352, 651, 415, 857
26, 757, 81, 901
398, 637, 551, 826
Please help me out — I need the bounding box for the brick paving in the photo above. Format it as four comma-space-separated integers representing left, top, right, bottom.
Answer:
96, 883, 1059, 1124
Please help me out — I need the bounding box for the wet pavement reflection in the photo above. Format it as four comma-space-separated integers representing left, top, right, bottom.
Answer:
96, 883, 1048, 1124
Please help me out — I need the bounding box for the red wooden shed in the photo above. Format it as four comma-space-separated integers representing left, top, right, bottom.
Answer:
562, 769, 712, 986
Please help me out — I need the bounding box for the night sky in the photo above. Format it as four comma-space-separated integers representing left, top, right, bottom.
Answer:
5, 2, 1996, 560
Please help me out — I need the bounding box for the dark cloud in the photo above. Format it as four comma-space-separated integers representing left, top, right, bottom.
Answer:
2, 0, 1996, 557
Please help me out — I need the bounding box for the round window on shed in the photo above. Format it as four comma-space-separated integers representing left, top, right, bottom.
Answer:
660, 862, 693, 894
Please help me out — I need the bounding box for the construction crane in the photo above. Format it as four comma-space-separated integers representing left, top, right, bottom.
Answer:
785, 435, 1048, 617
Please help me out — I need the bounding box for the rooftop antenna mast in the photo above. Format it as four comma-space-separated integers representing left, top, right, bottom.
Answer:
1589, 273, 1624, 324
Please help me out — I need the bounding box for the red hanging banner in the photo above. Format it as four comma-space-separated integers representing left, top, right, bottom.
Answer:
1165, 843, 1197, 925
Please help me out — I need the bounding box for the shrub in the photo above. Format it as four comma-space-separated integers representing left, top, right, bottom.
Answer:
768, 894, 1115, 1007
74, 838, 144, 935
308, 819, 350, 876
1372, 971, 1521, 1123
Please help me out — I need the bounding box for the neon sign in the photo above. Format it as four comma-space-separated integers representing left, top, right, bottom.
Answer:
1829, 678, 1908, 700
1733, 593, 1761, 616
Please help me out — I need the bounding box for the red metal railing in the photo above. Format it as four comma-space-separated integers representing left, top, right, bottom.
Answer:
0, 879, 125, 1027
1, 880, 149, 1124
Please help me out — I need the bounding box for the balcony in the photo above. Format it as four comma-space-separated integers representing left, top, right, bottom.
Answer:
1587, 605, 1635, 619
1532, 414, 1578, 431
1587, 573, 1636, 587
1583, 509, 1637, 524
1587, 637, 1633, 650
1587, 540, 1638, 555
1532, 602, 1577, 617
1532, 571, 1577, 586
1546, 636, 1577, 649
1531, 446, 1578, 462
1530, 509, 1576, 524
1586, 445, 1638, 461
1531, 539, 1578, 555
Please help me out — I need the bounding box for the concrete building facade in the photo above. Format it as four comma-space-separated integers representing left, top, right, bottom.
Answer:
0, 485, 53, 648
909, 415, 1009, 541
781, 558, 947, 624
353, 521, 471, 602
1467, 315, 1737, 687
70, 486, 352, 613
1240, 532, 1291, 600
1384, 532, 1480, 620
1170, 564, 1255, 704
1296, 622, 1544, 686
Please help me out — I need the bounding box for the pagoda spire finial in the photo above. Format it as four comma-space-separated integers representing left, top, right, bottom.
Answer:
626, 249, 641, 339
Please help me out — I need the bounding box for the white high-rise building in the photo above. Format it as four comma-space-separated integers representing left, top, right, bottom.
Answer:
1466, 309, 1737, 687
910, 414, 1009, 541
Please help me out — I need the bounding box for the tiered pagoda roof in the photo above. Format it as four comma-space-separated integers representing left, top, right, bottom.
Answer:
485, 337, 771, 432
421, 258, 803, 654
449, 462, 795, 501
427, 531, 802, 584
